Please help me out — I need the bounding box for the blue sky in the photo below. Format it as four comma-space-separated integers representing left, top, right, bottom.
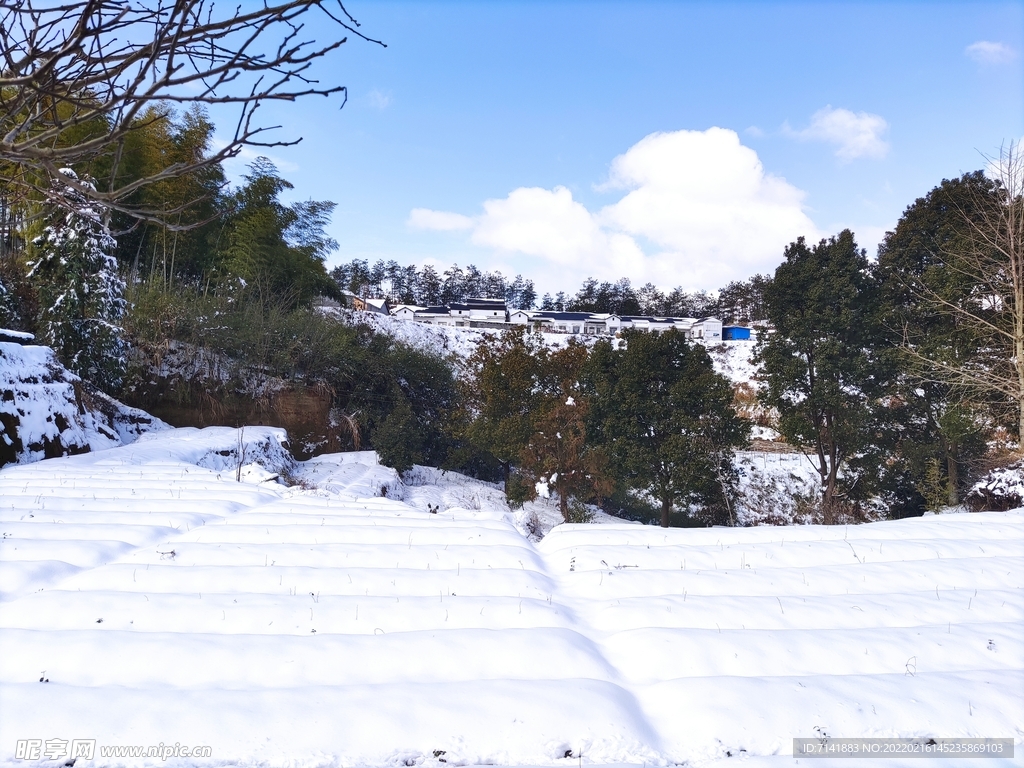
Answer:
219, 1, 1023, 295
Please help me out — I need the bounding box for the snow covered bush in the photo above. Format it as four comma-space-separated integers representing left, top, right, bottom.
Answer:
28, 170, 128, 392
0, 275, 15, 328
735, 466, 820, 526
965, 461, 1024, 511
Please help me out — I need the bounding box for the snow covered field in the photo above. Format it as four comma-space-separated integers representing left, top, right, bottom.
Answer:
1, 427, 1022, 767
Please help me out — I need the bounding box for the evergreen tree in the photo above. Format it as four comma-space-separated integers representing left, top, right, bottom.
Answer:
417, 265, 443, 305
756, 230, 878, 517
637, 282, 666, 316
460, 327, 547, 486
506, 275, 537, 310
590, 329, 746, 526
873, 172, 998, 508
400, 265, 419, 304
441, 265, 465, 304
520, 341, 614, 521
374, 395, 425, 475
29, 170, 127, 391
718, 275, 771, 325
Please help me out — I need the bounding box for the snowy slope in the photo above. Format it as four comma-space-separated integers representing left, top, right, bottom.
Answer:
708, 338, 760, 387
734, 451, 829, 526
333, 309, 607, 365
1, 340, 167, 466
0, 428, 1021, 767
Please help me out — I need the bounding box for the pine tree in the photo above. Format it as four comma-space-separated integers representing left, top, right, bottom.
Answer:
29, 170, 127, 391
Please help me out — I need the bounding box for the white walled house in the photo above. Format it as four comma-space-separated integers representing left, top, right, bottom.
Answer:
413, 306, 458, 327
391, 305, 424, 321
509, 309, 537, 325
357, 296, 725, 344
692, 317, 723, 341
353, 296, 390, 314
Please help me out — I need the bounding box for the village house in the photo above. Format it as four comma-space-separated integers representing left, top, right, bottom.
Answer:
412, 305, 458, 327
391, 304, 423, 321
350, 295, 743, 342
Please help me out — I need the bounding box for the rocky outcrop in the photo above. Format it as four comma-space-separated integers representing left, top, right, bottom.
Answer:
123, 339, 345, 460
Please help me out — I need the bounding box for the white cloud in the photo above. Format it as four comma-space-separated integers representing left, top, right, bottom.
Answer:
368, 89, 392, 109
409, 128, 821, 291
471, 186, 644, 279
598, 128, 819, 286
408, 208, 474, 231
789, 106, 890, 161
965, 40, 1018, 65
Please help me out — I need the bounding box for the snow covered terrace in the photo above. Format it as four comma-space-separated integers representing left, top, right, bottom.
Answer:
0, 426, 1021, 766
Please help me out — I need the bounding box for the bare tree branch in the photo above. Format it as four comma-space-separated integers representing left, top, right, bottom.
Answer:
0, 0, 383, 222
898, 142, 1024, 438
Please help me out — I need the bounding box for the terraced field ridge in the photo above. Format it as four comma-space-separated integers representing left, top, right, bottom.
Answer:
0, 428, 1021, 767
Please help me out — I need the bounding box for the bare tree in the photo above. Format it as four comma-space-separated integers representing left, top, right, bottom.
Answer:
899, 142, 1024, 440
0, 0, 381, 225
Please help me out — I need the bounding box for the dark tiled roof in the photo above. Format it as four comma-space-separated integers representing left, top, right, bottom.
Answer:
535, 312, 600, 321
464, 297, 506, 307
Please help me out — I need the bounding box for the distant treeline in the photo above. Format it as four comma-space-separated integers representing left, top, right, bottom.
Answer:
331, 259, 771, 325
330, 261, 538, 310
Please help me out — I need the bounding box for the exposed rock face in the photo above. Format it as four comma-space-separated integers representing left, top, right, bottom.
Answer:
0, 339, 166, 468
123, 340, 345, 460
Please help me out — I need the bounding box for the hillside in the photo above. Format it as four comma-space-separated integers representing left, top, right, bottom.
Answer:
1, 426, 1020, 766
334, 309, 762, 385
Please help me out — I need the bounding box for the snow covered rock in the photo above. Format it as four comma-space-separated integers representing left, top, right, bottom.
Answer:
0, 339, 166, 468
0, 329, 33, 345
132, 425, 296, 480
965, 461, 1024, 512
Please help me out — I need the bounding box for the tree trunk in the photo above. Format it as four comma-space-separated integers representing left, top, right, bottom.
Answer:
946, 448, 959, 507
1017, 325, 1024, 446
660, 497, 671, 528
821, 454, 841, 523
